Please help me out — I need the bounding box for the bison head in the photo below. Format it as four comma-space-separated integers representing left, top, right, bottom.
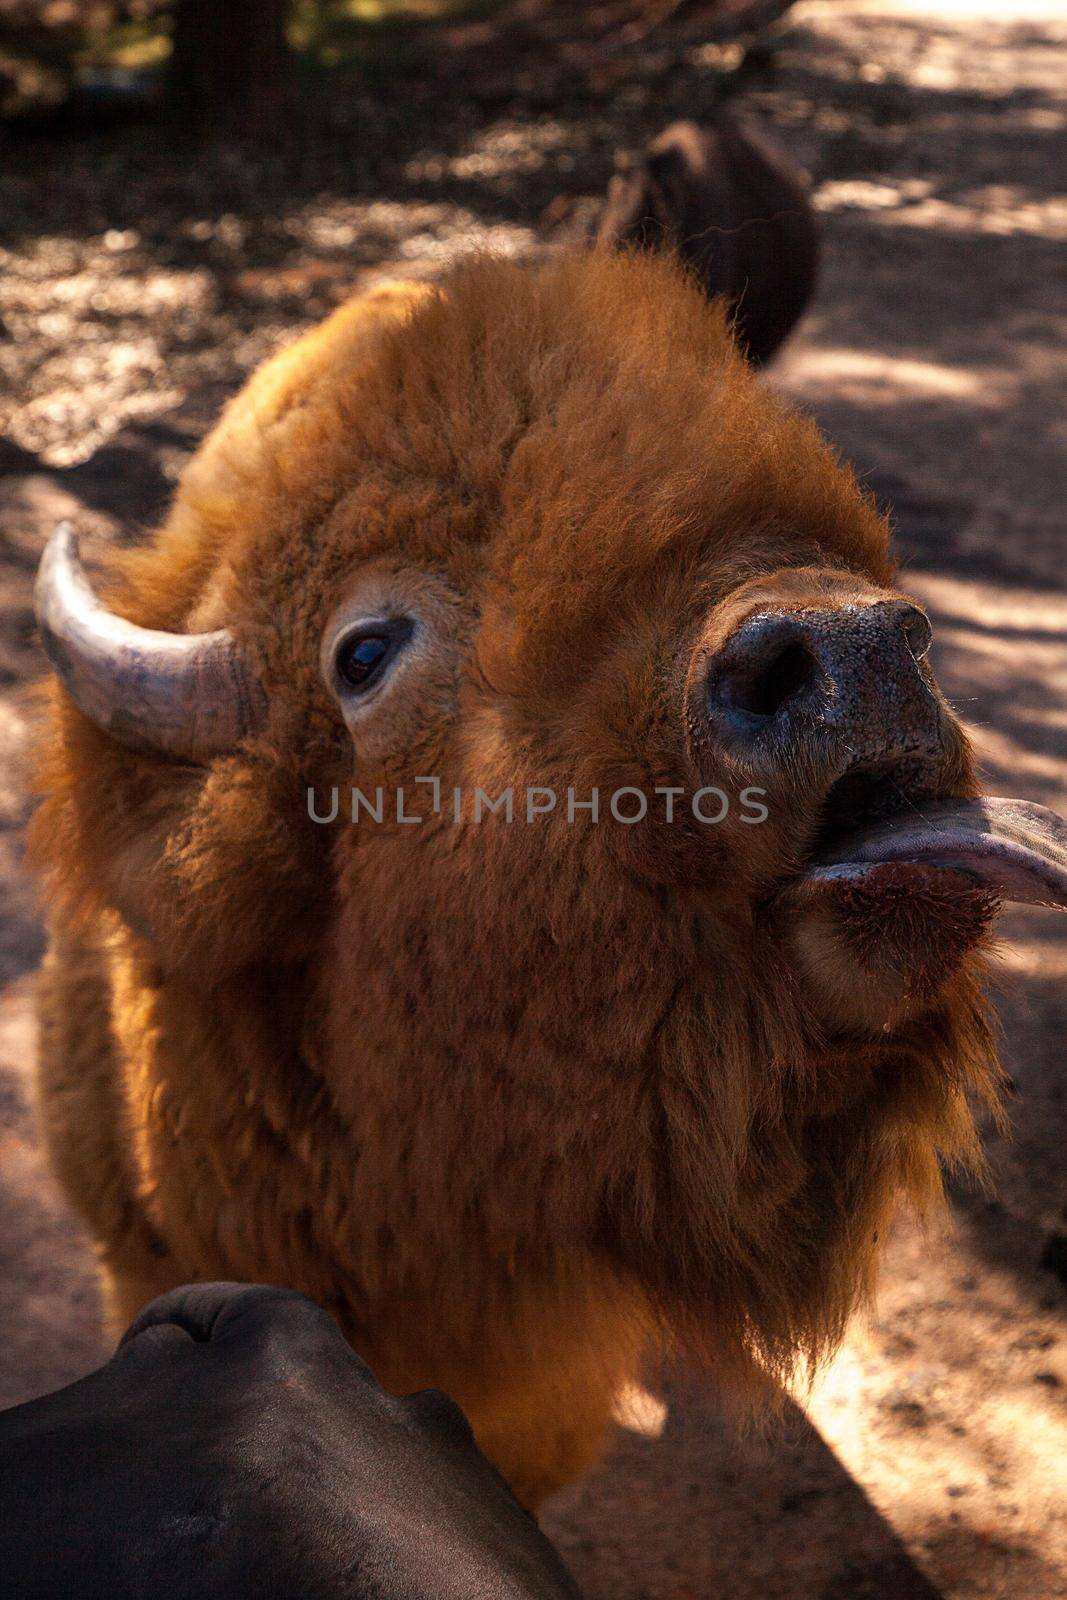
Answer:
33, 252, 1067, 1398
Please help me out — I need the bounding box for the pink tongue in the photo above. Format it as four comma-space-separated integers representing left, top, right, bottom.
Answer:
809, 798, 1067, 910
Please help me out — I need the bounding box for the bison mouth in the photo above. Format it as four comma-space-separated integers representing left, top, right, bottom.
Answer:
804, 790, 1067, 911
777, 770, 1067, 1022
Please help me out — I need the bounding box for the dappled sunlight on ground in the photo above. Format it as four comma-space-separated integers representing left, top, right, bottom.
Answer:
911, 571, 1067, 804
782, 347, 1002, 404
611, 1382, 669, 1439
807, 1226, 1067, 1600
843, 0, 1066, 20
815, 178, 1067, 241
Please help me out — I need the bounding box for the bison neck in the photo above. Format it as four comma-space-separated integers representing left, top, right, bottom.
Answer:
104, 936, 649, 1498
106, 889, 996, 1456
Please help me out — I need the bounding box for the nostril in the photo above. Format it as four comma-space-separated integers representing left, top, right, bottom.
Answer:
717, 636, 820, 720
702, 598, 939, 759
900, 605, 932, 662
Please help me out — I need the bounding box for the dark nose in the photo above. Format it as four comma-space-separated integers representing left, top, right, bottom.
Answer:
705, 600, 939, 767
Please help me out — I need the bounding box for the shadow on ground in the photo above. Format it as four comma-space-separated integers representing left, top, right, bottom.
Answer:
545, 1381, 945, 1600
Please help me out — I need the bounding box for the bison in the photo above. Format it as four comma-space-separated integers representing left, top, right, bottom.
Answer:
596, 114, 820, 366
30, 251, 1067, 1508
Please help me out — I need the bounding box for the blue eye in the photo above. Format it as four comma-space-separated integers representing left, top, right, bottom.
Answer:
336, 632, 392, 691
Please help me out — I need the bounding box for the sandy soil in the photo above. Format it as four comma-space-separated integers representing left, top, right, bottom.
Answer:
1, 3, 1065, 1596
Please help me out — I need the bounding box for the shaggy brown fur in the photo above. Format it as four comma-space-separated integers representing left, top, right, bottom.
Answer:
31, 252, 1000, 1506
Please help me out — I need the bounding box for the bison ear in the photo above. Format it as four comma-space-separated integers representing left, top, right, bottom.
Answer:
644, 129, 709, 200
117, 756, 327, 976
32, 728, 327, 980
597, 152, 681, 254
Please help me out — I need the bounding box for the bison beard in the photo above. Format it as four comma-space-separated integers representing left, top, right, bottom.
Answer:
28, 251, 1056, 1507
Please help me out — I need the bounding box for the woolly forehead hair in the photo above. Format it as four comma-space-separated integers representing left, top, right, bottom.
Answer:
325, 250, 893, 581
128, 250, 893, 651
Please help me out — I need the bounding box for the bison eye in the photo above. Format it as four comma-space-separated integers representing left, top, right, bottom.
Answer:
333, 621, 411, 694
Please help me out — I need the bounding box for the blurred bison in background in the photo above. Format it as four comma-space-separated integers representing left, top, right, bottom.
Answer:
597, 113, 819, 365
30, 252, 1067, 1507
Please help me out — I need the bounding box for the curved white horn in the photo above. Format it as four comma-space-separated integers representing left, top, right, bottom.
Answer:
34, 523, 265, 762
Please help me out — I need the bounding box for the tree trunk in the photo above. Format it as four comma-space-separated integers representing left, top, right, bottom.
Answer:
170, 0, 293, 128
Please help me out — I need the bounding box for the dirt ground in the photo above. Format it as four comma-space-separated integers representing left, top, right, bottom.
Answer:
1, 2, 1065, 1596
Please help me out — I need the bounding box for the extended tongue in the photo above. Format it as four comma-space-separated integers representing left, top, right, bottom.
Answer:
806, 797, 1067, 911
